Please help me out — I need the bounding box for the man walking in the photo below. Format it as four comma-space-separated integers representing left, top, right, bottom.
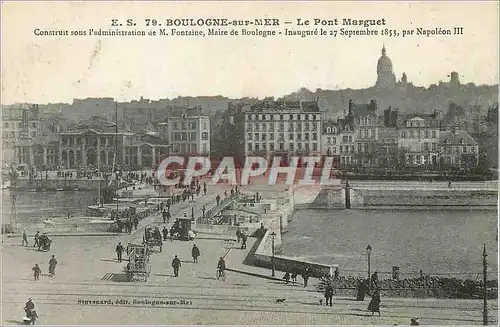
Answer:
240, 232, 247, 249
32, 264, 41, 281
116, 242, 124, 262
325, 283, 334, 306
22, 229, 28, 246
216, 194, 221, 206
203, 182, 207, 195
162, 209, 167, 224
33, 231, 40, 248
191, 244, 200, 263
48, 255, 57, 278
133, 217, 139, 230
172, 255, 181, 277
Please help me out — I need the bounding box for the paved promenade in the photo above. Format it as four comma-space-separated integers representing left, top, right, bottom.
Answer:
2, 181, 498, 325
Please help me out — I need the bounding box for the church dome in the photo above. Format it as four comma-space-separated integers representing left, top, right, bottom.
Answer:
377, 45, 393, 74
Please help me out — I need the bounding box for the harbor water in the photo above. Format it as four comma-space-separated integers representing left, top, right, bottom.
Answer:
282, 209, 498, 279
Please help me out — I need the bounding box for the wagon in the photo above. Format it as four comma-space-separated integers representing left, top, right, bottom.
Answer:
143, 225, 163, 253
126, 243, 151, 282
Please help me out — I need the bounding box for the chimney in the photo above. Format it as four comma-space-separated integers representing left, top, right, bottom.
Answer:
348, 100, 353, 115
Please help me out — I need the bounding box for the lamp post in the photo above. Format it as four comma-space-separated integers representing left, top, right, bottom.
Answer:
271, 232, 276, 277
366, 245, 372, 293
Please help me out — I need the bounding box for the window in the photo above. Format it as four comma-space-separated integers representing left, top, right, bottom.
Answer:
190, 122, 197, 129
269, 133, 274, 141
332, 147, 336, 154
247, 143, 252, 151
342, 136, 348, 143
349, 136, 353, 143
432, 131, 437, 138
312, 133, 317, 141
262, 143, 267, 151
280, 115, 284, 120
255, 143, 260, 151
261, 134, 266, 141
270, 143, 275, 151
289, 114, 293, 120
289, 143, 294, 151
254, 133, 259, 140
425, 130, 429, 138
289, 133, 294, 140
280, 143, 284, 151
297, 143, 302, 150
327, 137, 331, 144
471, 147, 476, 152
247, 133, 252, 140
432, 143, 437, 151
371, 129, 376, 138
364, 130, 369, 138
255, 123, 260, 131
332, 138, 336, 145
190, 132, 196, 141
423, 143, 429, 151
401, 131, 406, 138
4, 122, 8, 128
279, 123, 284, 131
191, 143, 197, 153
312, 143, 317, 151
203, 122, 208, 130
410, 131, 415, 139
181, 122, 186, 129
305, 134, 310, 141
462, 147, 467, 153
305, 143, 310, 150
297, 133, 301, 141
202, 132, 208, 140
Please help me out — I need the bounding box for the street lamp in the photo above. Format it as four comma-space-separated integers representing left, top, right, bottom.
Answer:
271, 232, 276, 277
366, 245, 372, 293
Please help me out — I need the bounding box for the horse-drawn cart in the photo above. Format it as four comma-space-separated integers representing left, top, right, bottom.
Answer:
143, 225, 163, 253
126, 243, 151, 282
37, 234, 51, 251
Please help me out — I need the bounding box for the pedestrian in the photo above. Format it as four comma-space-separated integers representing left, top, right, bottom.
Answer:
334, 267, 339, 279
32, 264, 41, 281
203, 182, 207, 195
192, 244, 200, 263
356, 279, 368, 301
368, 287, 381, 316
133, 217, 139, 230
162, 209, 167, 224
216, 194, 220, 205
202, 205, 206, 218
48, 255, 57, 278
127, 220, 133, 234
162, 226, 168, 241
22, 229, 28, 246
172, 255, 181, 277
224, 190, 228, 198
236, 228, 241, 243
325, 283, 334, 306
33, 231, 40, 248
283, 271, 290, 284
371, 272, 379, 290
116, 242, 124, 262
302, 269, 310, 287
240, 232, 247, 249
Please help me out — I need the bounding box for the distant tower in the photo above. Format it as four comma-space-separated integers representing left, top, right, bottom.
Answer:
450, 72, 460, 84
375, 44, 397, 89
401, 72, 408, 84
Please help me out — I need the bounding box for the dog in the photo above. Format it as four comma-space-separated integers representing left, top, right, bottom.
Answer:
275, 298, 286, 303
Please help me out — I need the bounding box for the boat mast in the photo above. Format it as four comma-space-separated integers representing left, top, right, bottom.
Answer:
115, 101, 119, 214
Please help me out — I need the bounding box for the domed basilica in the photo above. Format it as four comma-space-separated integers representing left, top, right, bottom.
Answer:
375, 44, 397, 89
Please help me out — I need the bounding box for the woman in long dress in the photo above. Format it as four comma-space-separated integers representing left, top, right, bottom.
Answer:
368, 287, 381, 316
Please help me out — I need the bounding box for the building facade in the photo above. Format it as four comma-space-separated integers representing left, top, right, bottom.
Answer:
166, 107, 211, 156
244, 99, 322, 159
2, 104, 40, 166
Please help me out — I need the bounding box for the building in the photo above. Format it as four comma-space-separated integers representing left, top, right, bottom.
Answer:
166, 106, 211, 156
397, 112, 441, 167
439, 127, 479, 169
375, 45, 397, 89
2, 104, 40, 166
243, 98, 322, 159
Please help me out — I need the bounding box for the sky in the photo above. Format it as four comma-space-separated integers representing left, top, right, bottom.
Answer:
1, 1, 499, 104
